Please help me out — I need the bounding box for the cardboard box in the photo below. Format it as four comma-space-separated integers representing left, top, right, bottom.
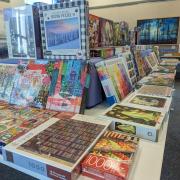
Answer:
3, 115, 111, 180
4, 5, 42, 59
100, 104, 166, 141
99, 18, 114, 47
39, 1, 89, 60
137, 85, 173, 97
0, 105, 59, 153
136, 75, 174, 88
89, 14, 100, 49
90, 47, 115, 59
0, 64, 17, 102
123, 92, 172, 112
82, 131, 139, 180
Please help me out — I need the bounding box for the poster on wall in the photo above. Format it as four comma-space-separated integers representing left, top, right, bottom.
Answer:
40, 1, 89, 60
137, 17, 179, 44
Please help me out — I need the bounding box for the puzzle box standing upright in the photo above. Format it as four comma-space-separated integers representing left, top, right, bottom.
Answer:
40, 1, 89, 60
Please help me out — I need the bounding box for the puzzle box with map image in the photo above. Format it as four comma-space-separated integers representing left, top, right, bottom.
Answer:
102, 104, 166, 141
2, 115, 110, 180
145, 76, 174, 87
82, 131, 139, 180
138, 85, 173, 97
46, 60, 88, 114
136, 74, 175, 88
153, 65, 176, 73
124, 93, 172, 112
40, 1, 89, 60
150, 72, 176, 80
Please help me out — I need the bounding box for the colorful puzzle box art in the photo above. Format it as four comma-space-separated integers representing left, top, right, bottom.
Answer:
40, 1, 89, 60
0, 64, 17, 102
102, 104, 166, 141
2, 115, 110, 180
82, 131, 139, 180
89, 14, 100, 48
46, 60, 88, 114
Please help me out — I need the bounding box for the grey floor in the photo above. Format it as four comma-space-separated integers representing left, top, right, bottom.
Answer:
0, 81, 180, 180
160, 79, 180, 180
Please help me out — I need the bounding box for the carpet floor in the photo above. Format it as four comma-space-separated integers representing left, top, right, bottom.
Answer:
160, 79, 180, 180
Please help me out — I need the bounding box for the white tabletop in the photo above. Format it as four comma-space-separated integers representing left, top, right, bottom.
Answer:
0, 105, 170, 180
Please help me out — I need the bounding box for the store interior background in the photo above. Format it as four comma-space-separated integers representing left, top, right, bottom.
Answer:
0, 0, 180, 41
90, 0, 180, 43
0, 0, 179, 180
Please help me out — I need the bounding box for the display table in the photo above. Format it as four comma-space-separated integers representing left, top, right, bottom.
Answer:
161, 55, 180, 60
83, 108, 170, 180
0, 104, 170, 180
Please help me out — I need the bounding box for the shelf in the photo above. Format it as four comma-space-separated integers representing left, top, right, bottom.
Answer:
90, 45, 130, 51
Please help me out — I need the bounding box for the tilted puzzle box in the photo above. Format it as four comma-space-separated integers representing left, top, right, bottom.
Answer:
0, 64, 17, 102
46, 60, 88, 114
9, 68, 43, 107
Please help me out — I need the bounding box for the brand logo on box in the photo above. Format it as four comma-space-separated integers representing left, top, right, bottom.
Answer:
47, 165, 71, 180
28, 162, 45, 173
